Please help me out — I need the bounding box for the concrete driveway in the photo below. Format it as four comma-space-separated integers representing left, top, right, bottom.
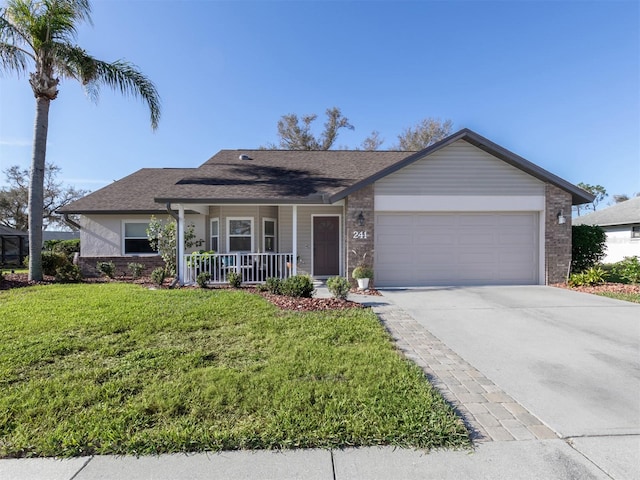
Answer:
381, 286, 640, 475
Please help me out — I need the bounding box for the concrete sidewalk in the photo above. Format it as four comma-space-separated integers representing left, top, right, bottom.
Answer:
0, 441, 615, 480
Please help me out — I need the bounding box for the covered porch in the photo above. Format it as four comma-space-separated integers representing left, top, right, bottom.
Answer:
172, 202, 346, 285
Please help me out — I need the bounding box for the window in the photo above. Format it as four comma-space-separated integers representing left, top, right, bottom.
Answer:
211, 218, 219, 251
632, 226, 640, 239
263, 218, 276, 252
227, 218, 253, 252
124, 222, 155, 254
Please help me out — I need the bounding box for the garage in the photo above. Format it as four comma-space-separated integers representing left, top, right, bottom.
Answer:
375, 212, 539, 287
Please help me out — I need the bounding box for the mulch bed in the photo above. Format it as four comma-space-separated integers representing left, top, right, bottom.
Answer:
0, 273, 371, 311
553, 282, 640, 295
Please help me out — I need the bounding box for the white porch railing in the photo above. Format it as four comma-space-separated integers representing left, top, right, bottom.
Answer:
184, 252, 295, 285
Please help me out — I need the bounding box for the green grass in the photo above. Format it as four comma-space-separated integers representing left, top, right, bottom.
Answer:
0, 283, 469, 458
595, 292, 640, 303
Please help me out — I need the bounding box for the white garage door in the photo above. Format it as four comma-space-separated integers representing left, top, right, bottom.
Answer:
375, 212, 539, 287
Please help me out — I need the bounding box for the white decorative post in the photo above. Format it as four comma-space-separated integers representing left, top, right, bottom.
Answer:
177, 204, 185, 284
292, 205, 298, 276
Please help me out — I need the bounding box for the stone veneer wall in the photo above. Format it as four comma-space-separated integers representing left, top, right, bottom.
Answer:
79, 256, 165, 278
345, 184, 375, 285
545, 183, 573, 284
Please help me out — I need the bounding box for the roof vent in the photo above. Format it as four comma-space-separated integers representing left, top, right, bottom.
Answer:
239, 154, 253, 161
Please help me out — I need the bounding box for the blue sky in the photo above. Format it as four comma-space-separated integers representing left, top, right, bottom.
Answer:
1, 0, 638, 204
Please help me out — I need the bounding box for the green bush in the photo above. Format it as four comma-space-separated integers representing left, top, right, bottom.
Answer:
55, 264, 82, 283
612, 256, 640, 284
265, 277, 282, 295
327, 276, 350, 300
568, 266, 606, 287
227, 271, 242, 288
30, 252, 70, 276
196, 272, 211, 288
128, 262, 144, 280
53, 239, 80, 260
572, 225, 607, 273
281, 275, 315, 298
151, 267, 166, 286
352, 266, 374, 279
96, 261, 116, 279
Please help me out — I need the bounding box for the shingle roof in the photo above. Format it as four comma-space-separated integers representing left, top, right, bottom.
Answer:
0, 226, 28, 236
573, 196, 640, 226
58, 128, 594, 214
154, 150, 411, 204
58, 168, 195, 214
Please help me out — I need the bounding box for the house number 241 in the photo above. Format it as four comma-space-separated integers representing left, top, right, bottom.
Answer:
353, 231, 368, 239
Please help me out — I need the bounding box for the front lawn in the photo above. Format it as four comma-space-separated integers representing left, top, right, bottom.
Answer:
0, 283, 469, 457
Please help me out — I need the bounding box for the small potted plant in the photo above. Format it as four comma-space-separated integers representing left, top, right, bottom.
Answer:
352, 265, 374, 290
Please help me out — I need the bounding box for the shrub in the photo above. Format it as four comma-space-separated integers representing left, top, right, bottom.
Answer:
568, 266, 606, 287
352, 266, 374, 279
52, 239, 80, 261
280, 275, 315, 298
0, 270, 4, 282
227, 271, 242, 288
151, 267, 166, 286
327, 276, 350, 300
196, 272, 211, 288
612, 256, 640, 284
572, 225, 607, 273
128, 262, 145, 280
96, 261, 116, 279
265, 277, 282, 295
55, 264, 82, 283
38, 252, 70, 276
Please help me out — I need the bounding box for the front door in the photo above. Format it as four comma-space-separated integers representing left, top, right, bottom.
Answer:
313, 216, 340, 276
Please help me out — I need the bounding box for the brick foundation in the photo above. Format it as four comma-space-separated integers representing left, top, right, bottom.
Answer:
545, 184, 572, 284
79, 256, 166, 278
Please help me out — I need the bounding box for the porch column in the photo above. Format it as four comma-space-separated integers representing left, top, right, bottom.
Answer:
177, 204, 185, 284
292, 205, 297, 276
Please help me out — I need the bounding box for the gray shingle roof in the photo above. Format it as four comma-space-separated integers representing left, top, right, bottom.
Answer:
0, 226, 28, 236
154, 150, 411, 204
573, 196, 640, 226
58, 168, 195, 214
58, 129, 594, 214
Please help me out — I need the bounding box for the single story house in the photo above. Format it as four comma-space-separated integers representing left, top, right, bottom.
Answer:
573, 196, 640, 263
0, 226, 28, 267
58, 128, 593, 287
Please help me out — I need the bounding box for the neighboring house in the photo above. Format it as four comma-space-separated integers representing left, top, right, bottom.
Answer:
58, 129, 593, 286
573, 197, 640, 263
43, 231, 80, 242
0, 226, 28, 267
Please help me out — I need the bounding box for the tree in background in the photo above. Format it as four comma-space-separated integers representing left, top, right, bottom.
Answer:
393, 117, 453, 151
265, 109, 453, 152
264, 107, 354, 150
360, 130, 384, 151
571, 225, 607, 273
574, 183, 608, 215
0, 163, 87, 231
0, 0, 161, 281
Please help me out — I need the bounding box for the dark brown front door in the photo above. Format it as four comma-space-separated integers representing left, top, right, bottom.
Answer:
313, 216, 340, 276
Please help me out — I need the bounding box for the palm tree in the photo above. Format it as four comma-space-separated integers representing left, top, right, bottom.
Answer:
0, 0, 160, 280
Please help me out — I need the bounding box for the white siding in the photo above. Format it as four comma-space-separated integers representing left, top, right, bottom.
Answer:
603, 226, 640, 263
375, 140, 544, 196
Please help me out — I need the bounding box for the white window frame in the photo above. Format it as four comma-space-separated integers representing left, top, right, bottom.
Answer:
210, 218, 220, 252
632, 226, 640, 239
263, 217, 277, 252
122, 220, 156, 256
227, 217, 254, 252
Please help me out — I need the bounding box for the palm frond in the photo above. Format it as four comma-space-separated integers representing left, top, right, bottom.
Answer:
0, 7, 33, 74
57, 47, 161, 129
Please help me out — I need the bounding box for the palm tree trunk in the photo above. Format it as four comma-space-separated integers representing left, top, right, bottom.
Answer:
28, 96, 50, 281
